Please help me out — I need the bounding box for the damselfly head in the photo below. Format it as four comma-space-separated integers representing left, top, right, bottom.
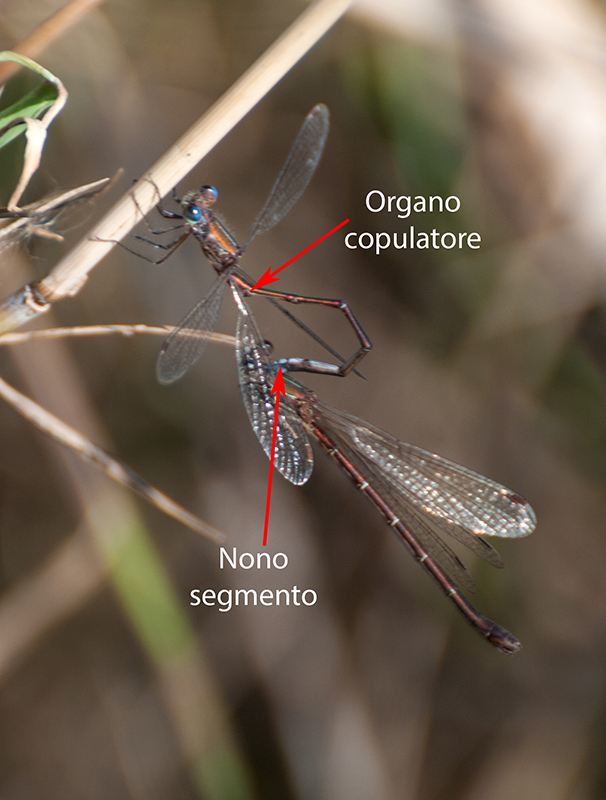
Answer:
181, 186, 219, 225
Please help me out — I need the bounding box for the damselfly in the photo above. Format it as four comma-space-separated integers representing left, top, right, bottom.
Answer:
130, 104, 371, 385
232, 287, 536, 653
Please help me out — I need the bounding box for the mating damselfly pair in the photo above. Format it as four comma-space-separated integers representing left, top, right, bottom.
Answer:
128, 104, 536, 653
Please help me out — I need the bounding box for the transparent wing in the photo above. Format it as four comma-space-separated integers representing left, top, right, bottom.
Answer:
156, 272, 227, 385
380, 477, 506, 592
235, 296, 313, 485
307, 401, 532, 589
321, 403, 536, 539
245, 104, 329, 246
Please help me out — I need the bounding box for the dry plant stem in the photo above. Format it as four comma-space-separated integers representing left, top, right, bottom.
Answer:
0, 0, 107, 85
0, 325, 236, 347
0, 371, 225, 543
0, 0, 354, 333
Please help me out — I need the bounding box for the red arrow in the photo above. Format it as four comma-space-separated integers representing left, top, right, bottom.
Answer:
261, 367, 286, 547
251, 218, 350, 292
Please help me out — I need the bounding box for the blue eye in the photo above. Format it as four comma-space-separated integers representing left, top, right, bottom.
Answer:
200, 185, 218, 204
183, 204, 202, 223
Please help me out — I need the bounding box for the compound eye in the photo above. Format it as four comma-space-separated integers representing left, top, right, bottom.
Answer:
199, 185, 218, 204
183, 204, 202, 223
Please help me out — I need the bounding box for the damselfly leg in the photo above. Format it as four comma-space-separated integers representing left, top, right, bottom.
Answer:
112, 105, 372, 383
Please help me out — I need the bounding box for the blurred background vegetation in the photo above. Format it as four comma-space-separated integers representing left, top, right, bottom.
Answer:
0, 0, 605, 798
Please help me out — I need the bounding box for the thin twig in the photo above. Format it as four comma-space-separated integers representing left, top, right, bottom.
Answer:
0, 0, 354, 333
0, 372, 225, 543
0, 324, 236, 346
